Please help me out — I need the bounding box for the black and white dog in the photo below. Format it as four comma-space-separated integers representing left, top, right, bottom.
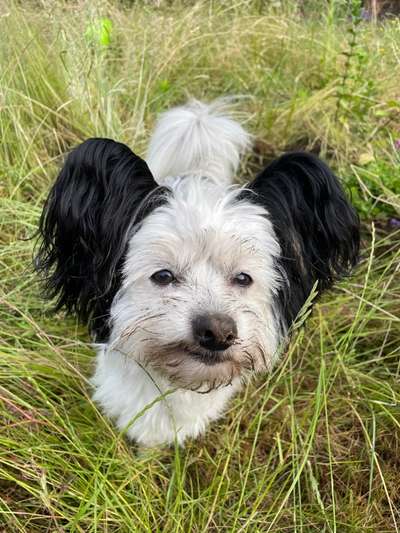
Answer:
36, 100, 359, 446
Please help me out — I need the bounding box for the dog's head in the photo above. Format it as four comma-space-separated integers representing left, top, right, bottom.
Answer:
36, 139, 359, 391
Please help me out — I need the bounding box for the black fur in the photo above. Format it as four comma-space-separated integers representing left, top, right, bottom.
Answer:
244, 152, 360, 331
35, 138, 168, 341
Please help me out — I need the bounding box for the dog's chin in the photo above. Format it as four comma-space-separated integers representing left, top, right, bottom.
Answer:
144, 342, 256, 393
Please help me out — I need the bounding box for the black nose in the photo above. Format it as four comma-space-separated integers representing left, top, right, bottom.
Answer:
192, 313, 238, 352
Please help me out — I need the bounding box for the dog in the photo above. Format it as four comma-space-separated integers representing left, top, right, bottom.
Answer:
36, 99, 360, 446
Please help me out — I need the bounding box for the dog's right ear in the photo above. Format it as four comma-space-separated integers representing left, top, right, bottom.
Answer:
242, 152, 360, 333
35, 138, 169, 341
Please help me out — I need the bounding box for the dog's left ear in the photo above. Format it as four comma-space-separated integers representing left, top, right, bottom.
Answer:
35, 138, 168, 341
244, 152, 360, 331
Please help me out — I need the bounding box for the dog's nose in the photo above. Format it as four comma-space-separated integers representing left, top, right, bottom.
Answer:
192, 313, 238, 351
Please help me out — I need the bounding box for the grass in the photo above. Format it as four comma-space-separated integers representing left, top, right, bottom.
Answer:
0, 1, 399, 531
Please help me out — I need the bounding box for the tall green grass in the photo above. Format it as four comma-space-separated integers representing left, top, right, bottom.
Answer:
1, 1, 399, 531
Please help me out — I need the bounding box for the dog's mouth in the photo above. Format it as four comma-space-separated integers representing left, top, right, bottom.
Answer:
184, 347, 232, 366
140, 340, 252, 393
157, 341, 234, 367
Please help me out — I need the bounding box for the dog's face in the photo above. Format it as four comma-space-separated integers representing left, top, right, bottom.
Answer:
36, 139, 360, 392
110, 183, 281, 391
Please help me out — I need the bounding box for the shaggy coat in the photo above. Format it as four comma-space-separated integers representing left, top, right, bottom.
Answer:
36, 100, 359, 446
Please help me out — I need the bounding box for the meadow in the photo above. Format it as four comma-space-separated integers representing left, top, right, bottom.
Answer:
0, 1, 399, 531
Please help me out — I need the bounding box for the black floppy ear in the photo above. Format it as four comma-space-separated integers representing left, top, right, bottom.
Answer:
35, 138, 168, 341
245, 152, 360, 331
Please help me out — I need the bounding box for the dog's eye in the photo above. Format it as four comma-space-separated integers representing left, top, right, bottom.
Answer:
233, 272, 253, 287
151, 269, 175, 286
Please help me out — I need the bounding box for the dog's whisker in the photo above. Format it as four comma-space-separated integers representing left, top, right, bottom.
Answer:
165, 360, 181, 368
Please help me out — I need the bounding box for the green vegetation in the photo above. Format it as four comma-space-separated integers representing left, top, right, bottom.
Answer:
1, 1, 399, 531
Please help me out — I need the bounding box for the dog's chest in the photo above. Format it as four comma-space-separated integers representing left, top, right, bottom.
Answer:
91, 345, 240, 446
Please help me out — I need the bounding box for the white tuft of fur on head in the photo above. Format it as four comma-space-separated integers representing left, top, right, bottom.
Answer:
146, 98, 252, 186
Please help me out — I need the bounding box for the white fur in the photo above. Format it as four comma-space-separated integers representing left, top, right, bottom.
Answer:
146, 98, 252, 186
92, 99, 282, 446
92, 345, 241, 446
